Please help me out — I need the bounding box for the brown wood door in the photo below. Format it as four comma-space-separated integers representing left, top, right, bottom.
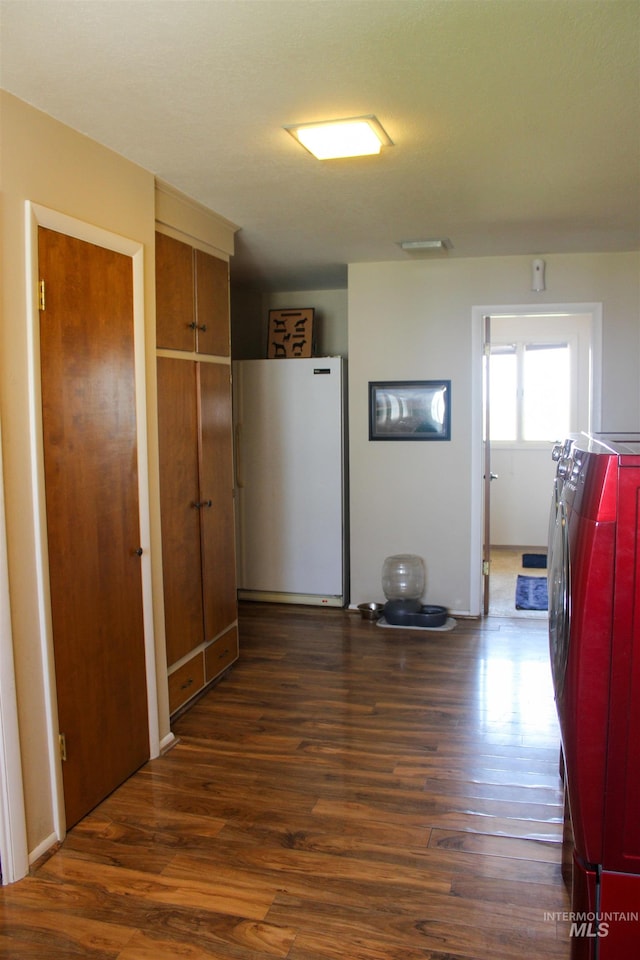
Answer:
156, 357, 205, 664
198, 362, 237, 640
195, 250, 229, 357
38, 227, 149, 829
155, 232, 195, 352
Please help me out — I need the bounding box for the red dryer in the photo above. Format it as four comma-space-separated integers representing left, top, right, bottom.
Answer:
549, 433, 640, 958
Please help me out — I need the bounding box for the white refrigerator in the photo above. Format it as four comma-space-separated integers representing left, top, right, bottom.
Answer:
233, 357, 348, 606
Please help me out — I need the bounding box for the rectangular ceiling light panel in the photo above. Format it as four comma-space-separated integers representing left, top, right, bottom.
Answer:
285, 115, 392, 160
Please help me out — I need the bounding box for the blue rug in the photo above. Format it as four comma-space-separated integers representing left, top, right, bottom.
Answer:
522, 553, 547, 569
515, 575, 548, 610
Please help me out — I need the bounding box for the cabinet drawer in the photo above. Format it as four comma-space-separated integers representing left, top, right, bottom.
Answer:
168, 652, 205, 713
205, 626, 239, 682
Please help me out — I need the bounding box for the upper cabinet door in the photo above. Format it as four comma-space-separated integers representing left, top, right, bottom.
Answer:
156, 232, 229, 356
155, 232, 195, 352
195, 249, 230, 357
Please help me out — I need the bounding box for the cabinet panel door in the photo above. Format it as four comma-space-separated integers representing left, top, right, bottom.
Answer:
157, 358, 205, 663
156, 232, 195, 352
198, 362, 237, 639
195, 250, 229, 357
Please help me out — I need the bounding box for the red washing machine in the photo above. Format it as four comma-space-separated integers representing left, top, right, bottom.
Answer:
549, 433, 640, 958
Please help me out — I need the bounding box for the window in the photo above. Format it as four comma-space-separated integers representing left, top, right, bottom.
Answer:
489, 340, 571, 443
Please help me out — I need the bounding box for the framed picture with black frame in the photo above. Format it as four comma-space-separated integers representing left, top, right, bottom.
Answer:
368, 379, 451, 441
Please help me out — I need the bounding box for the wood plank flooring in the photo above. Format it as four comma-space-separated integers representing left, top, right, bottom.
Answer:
0, 603, 571, 959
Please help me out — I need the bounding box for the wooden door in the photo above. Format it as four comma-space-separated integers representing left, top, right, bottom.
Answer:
198, 362, 237, 640
195, 250, 229, 357
38, 227, 149, 829
156, 357, 204, 664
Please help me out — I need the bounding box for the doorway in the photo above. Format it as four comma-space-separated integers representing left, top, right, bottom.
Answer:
31, 205, 159, 848
471, 303, 602, 618
38, 226, 151, 828
0, 206, 160, 881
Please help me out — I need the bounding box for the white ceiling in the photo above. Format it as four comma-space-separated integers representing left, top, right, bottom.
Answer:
1, 0, 638, 291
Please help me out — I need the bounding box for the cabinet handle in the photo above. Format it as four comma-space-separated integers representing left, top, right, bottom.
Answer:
197, 324, 207, 332
188, 321, 197, 330
192, 500, 213, 509
180, 677, 194, 691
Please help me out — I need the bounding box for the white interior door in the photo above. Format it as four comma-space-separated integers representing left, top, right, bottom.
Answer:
473, 303, 602, 617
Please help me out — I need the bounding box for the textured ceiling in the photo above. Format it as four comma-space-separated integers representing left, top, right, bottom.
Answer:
1, 0, 639, 290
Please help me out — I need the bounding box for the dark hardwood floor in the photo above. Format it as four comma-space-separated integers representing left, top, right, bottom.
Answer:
0, 603, 570, 959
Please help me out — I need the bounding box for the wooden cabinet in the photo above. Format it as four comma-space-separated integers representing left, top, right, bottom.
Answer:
205, 625, 239, 683
156, 231, 238, 715
168, 652, 205, 715
156, 231, 230, 356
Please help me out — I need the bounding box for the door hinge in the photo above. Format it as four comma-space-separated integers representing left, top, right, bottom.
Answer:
59, 733, 67, 762
483, 560, 490, 576
38, 280, 46, 311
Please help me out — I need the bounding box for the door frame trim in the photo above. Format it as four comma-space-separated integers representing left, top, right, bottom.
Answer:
0, 418, 29, 883
24, 202, 160, 845
470, 302, 602, 617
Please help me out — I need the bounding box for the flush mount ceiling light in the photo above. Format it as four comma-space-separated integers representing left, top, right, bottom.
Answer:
399, 238, 452, 251
284, 115, 392, 160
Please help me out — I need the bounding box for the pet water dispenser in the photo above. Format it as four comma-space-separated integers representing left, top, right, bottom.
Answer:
382, 554, 448, 627
382, 554, 425, 604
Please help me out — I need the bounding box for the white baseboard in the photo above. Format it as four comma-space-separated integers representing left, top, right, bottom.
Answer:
28, 831, 59, 867
160, 732, 178, 755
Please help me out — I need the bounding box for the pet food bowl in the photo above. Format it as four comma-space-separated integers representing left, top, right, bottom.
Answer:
357, 602, 384, 621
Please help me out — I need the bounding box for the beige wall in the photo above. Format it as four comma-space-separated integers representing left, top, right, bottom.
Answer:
230, 287, 264, 359
348, 253, 640, 613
